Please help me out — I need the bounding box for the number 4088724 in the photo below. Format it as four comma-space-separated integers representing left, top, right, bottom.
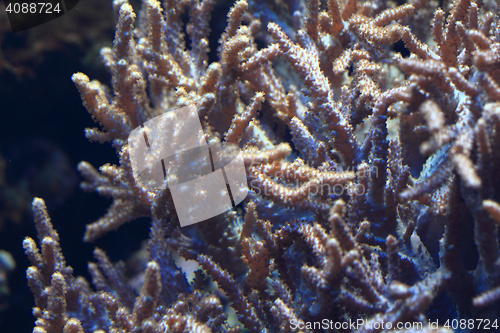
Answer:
444, 319, 498, 330
6, 2, 61, 14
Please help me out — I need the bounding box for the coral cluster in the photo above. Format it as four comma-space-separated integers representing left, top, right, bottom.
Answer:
24, 0, 500, 332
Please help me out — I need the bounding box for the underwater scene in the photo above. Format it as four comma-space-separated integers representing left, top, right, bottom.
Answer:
1, 0, 500, 332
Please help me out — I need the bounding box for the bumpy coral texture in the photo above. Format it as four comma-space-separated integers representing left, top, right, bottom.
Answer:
24, 0, 500, 332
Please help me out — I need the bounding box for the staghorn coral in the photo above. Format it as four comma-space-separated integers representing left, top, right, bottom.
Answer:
24, 0, 500, 332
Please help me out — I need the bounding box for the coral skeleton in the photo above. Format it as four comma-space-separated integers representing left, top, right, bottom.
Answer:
24, 0, 500, 332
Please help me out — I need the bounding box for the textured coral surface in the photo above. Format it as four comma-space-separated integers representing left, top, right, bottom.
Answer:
2, 0, 500, 332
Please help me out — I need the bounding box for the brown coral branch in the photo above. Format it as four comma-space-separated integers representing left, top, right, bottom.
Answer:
197, 254, 268, 333
224, 92, 265, 144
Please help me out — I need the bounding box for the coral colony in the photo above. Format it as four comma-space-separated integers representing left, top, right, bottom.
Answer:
23, 0, 500, 332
